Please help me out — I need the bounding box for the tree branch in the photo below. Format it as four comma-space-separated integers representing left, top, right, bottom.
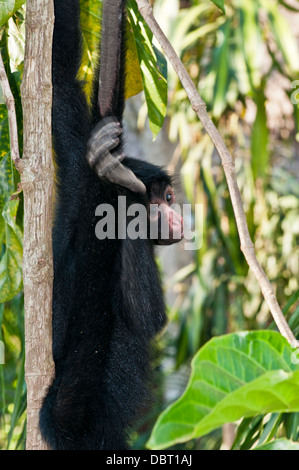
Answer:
0, 52, 23, 172
21, 0, 55, 449
135, 0, 299, 349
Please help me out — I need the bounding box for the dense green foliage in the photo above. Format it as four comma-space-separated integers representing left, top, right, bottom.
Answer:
148, 331, 299, 449
0, 0, 298, 450
0, 9, 25, 450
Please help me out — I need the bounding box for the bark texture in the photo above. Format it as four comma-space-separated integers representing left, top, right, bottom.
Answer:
20, 0, 55, 450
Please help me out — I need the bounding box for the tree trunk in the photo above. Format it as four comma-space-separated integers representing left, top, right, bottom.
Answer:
20, 0, 55, 450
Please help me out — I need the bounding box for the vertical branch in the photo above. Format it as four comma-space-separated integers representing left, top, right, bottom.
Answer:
20, 0, 55, 450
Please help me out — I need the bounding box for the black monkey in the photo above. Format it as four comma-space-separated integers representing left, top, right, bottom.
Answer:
39, 0, 183, 450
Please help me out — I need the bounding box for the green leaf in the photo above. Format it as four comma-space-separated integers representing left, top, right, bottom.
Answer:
147, 331, 299, 450
79, 0, 102, 102
239, 2, 262, 89
251, 87, 269, 179
0, 0, 25, 28
7, 346, 25, 448
127, 0, 167, 140
210, 0, 225, 14
0, 109, 10, 162
79, 0, 144, 104
211, 22, 231, 118
263, 0, 299, 75
170, 3, 215, 54
0, 197, 23, 302
0, 37, 22, 302
255, 438, 299, 450
0, 150, 23, 302
79, 0, 167, 137
0, 28, 23, 155
124, 19, 144, 100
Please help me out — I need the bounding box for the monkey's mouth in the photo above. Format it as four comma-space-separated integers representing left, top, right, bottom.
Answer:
154, 227, 184, 245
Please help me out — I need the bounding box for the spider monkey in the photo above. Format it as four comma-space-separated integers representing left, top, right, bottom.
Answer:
39, 0, 183, 450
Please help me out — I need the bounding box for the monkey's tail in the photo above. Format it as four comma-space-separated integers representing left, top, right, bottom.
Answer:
91, 0, 127, 124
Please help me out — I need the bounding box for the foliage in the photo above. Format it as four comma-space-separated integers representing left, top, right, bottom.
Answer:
78, 0, 167, 138
254, 438, 299, 450
0, 1, 25, 29
127, 0, 168, 138
150, 0, 299, 450
0, 26, 23, 303
148, 331, 299, 449
0, 0, 299, 451
0, 11, 25, 449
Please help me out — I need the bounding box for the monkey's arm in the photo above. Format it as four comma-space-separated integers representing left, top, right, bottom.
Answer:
86, 116, 146, 193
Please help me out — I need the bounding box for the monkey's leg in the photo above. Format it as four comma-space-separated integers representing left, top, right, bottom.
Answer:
87, 116, 146, 193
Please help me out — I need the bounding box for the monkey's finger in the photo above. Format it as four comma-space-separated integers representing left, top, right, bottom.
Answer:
87, 136, 121, 167
97, 123, 122, 141
92, 118, 122, 141
88, 123, 122, 155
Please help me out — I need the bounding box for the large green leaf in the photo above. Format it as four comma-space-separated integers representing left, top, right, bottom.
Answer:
255, 438, 299, 450
147, 331, 299, 449
0, 0, 25, 28
127, 0, 167, 139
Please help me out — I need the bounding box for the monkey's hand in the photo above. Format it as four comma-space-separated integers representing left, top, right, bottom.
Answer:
87, 116, 123, 166
87, 116, 146, 194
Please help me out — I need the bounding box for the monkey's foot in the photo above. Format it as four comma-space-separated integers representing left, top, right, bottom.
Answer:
87, 117, 122, 168
87, 117, 146, 194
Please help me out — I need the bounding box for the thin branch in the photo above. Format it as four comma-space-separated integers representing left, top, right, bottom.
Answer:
0, 51, 23, 172
135, 0, 299, 349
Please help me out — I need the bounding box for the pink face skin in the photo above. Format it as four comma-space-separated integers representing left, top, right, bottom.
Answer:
148, 186, 184, 245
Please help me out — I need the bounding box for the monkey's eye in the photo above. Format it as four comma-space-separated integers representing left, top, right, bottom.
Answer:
166, 193, 173, 204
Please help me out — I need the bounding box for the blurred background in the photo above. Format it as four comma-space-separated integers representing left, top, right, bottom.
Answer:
1, 0, 299, 450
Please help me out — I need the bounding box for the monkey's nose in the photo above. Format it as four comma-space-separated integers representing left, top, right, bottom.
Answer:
173, 215, 184, 240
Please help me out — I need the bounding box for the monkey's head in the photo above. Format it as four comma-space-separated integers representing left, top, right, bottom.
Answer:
122, 157, 183, 245
147, 181, 184, 245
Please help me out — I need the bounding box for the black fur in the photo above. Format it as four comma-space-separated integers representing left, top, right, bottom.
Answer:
39, 0, 171, 450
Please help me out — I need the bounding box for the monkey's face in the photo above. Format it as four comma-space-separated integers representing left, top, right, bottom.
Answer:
148, 184, 184, 245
